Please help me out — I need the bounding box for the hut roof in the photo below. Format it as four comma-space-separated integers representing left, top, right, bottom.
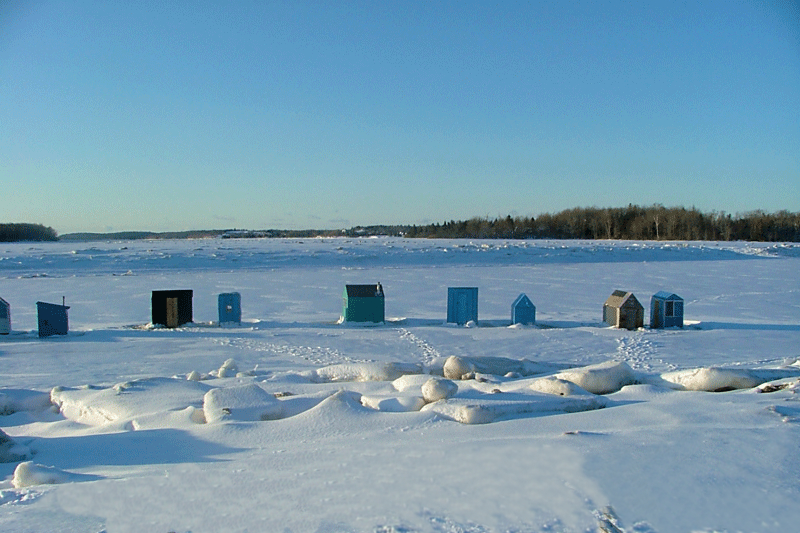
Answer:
512, 293, 535, 308
345, 284, 384, 298
653, 291, 682, 301
604, 290, 642, 309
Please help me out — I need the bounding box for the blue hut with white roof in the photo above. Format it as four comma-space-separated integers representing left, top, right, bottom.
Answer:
650, 291, 684, 328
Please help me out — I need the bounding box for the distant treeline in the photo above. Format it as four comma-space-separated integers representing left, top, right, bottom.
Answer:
51, 206, 800, 243
0, 223, 58, 242
403, 206, 800, 242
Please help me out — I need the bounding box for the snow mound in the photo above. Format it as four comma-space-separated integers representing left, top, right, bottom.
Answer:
658, 367, 799, 392
215, 358, 238, 378
442, 355, 563, 380
554, 361, 636, 394
0, 389, 53, 415
0, 429, 31, 463
11, 461, 99, 488
421, 377, 458, 403
302, 362, 423, 383
360, 394, 425, 412
529, 377, 594, 397
203, 383, 283, 423
422, 392, 607, 424
51, 377, 212, 427
391, 374, 433, 392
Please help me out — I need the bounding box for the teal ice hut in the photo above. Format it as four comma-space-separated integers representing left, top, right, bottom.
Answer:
343, 283, 385, 323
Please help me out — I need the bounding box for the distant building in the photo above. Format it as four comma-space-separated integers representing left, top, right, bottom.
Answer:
152, 290, 193, 328
511, 293, 536, 325
218, 292, 242, 325
342, 283, 385, 323
0, 297, 10, 335
37, 301, 70, 337
603, 290, 644, 330
447, 287, 479, 325
650, 291, 684, 328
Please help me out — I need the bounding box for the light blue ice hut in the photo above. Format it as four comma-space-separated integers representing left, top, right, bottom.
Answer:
343, 283, 385, 323
511, 293, 536, 325
218, 292, 242, 325
447, 287, 478, 325
0, 297, 10, 335
650, 291, 684, 328
37, 301, 69, 337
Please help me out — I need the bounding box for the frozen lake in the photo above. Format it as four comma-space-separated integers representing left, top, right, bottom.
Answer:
1, 238, 799, 532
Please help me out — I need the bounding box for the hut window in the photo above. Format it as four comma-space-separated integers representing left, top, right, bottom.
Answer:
674, 301, 683, 317
665, 301, 674, 316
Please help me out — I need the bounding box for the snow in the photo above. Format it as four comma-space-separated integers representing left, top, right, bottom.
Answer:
0, 237, 799, 532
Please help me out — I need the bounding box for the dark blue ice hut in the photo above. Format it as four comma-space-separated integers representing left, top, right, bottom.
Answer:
218, 292, 242, 325
447, 287, 478, 325
37, 301, 69, 337
650, 291, 684, 328
152, 290, 193, 328
1, 297, 10, 335
511, 293, 536, 325
343, 284, 385, 323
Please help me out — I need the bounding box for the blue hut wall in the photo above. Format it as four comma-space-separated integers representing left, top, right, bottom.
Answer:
0, 297, 10, 335
218, 292, 242, 324
37, 301, 69, 337
447, 287, 478, 325
511, 293, 536, 325
650, 291, 684, 328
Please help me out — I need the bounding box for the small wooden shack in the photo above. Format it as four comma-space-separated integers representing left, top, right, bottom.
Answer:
152, 290, 193, 328
447, 287, 478, 325
342, 283, 385, 323
218, 292, 242, 325
0, 297, 10, 335
511, 293, 536, 325
603, 290, 644, 330
650, 291, 684, 328
37, 301, 70, 337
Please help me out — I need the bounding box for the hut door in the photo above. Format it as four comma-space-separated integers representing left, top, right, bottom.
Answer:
457, 293, 468, 324
166, 298, 179, 328
653, 300, 661, 328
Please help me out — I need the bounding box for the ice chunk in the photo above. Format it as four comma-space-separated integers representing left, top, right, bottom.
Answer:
216, 359, 238, 378
421, 377, 458, 403
11, 462, 96, 488
529, 377, 593, 397
302, 362, 422, 383
443, 355, 561, 380
661, 368, 764, 392
422, 393, 607, 424
554, 361, 635, 394
0, 429, 30, 463
203, 383, 283, 423
360, 394, 425, 412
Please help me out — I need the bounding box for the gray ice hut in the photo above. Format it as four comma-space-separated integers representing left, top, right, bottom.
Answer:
218, 292, 242, 325
447, 287, 478, 325
650, 291, 684, 328
511, 293, 536, 325
152, 290, 193, 328
37, 301, 69, 337
342, 283, 385, 323
603, 290, 644, 330
0, 297, 10, 335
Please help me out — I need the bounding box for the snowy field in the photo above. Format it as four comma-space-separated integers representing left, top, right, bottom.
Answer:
1, 237, 799, 533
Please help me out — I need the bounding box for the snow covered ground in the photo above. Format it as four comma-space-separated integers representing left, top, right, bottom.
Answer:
0, 237, 798, 533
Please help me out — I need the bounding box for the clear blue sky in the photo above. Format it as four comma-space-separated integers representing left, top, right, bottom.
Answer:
2, 1, 798, 233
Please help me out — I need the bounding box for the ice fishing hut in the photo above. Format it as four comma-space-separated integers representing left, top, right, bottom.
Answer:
650, 291, 684, 328
511, 293, 536, 325
151, 290, 193, 328
0, 297, 10, 335
447, 287, 479, 325
342, 283, 385, 323
603, 290, 644, 330
218, 292, 242, 325
37, 301, 69, 337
